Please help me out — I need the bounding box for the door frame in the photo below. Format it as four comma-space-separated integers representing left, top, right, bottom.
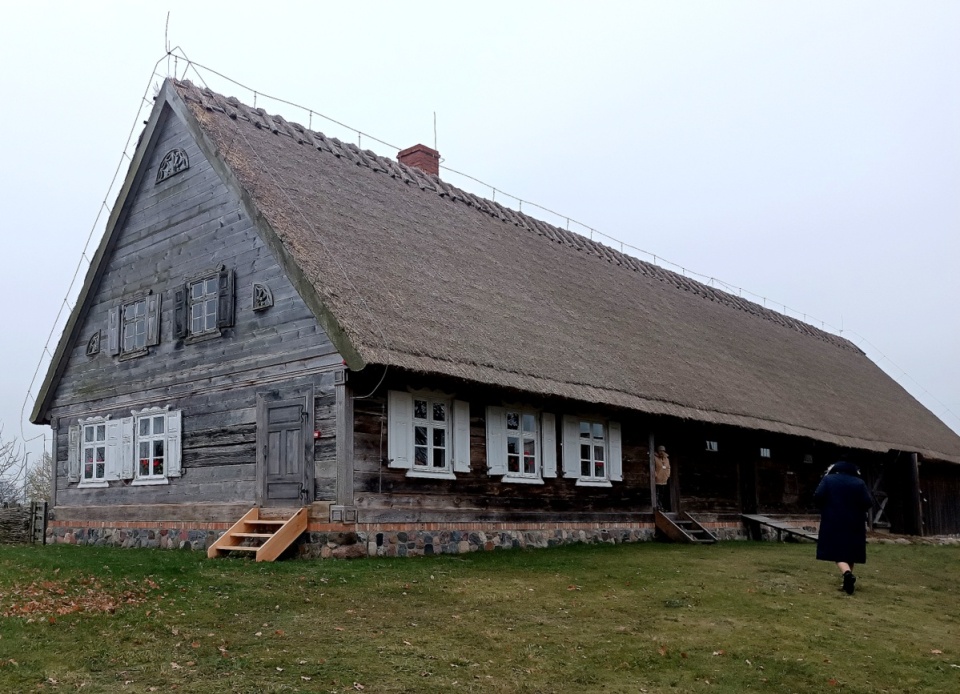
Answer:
255, 385, 314, 507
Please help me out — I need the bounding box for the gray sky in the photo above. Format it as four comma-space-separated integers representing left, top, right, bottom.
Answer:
1, 1, 958, 466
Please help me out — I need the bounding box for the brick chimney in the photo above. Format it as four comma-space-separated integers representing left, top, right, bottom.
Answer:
397, 144, 440, 177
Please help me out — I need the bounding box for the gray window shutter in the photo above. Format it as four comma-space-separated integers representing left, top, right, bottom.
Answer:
541, 413, 557, 478
107, 307, 120, 356
120, 417, 135, 480
105, 420, 121, 481
67, 424, 81, 483
173, 287, 187, 338
145, 292, 162, 346
166, 410, 182, 477
561, 415, 580, 478
485, 406, 507, 476
217, 268, 235, 329
452, 400, 471, 473
608, 420, 623, 482
387, 390, 413, 469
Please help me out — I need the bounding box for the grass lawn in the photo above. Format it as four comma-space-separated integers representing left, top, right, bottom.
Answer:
1, 540, 958, 693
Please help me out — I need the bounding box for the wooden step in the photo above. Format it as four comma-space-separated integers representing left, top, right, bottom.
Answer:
655, 511, 718, 544
207, 507, 309, 562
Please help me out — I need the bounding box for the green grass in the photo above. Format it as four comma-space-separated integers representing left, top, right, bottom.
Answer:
1, 541, 958, 693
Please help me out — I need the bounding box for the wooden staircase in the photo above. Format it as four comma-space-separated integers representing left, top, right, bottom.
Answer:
655, 510, 717, 544
207, 507, 308, 562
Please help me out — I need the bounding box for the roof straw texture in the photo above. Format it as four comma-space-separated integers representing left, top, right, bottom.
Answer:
175, 80, 960, 464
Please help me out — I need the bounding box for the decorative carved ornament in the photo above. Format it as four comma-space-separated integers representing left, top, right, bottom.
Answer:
86, 331, 101, 357
156, 148, 190, 183
252, 282, 274, 311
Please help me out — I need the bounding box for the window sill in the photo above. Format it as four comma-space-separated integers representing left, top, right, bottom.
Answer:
77, 481, 109, 489
574, 478, 612, 488
131, 478, 170, 486
184, 330, 223, 345
406, 469, 457, 481
118, 348, 148, 361
500, 476, 545, 485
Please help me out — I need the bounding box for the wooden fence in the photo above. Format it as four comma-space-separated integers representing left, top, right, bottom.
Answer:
0, 502, 47, 544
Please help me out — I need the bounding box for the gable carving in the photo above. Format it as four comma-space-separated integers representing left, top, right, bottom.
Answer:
156, 148, 190, 183
253, 282, 274, 311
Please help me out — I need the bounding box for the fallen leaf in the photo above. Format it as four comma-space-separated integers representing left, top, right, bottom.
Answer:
681, 652, 688, 659
828, 678, 838, 686
301, 675, 312, 681
658, 646, 668, 657
170, 662, 182, 670
713, 650, 726, 656
354, 684, 365, 691
335, 627, 345, 632
931, 649, 943, 655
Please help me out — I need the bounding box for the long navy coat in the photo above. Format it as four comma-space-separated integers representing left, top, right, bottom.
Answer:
814, 461, 873, 564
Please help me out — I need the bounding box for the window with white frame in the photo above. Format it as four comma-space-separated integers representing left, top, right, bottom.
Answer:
174, 267, 235, 340
706, 440, 719, 452
760, 447, 771, 458
137, 413, 167, 480
387, 390, 470, 479
67, 408, 182, 486
107, 293, 161, 358
82, 421, 107, 483
485, 407, 557, 483
189, 276, 220, 335
561, 415, 622, 487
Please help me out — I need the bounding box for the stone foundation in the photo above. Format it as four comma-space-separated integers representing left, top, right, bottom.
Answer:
46, 518, 757, 557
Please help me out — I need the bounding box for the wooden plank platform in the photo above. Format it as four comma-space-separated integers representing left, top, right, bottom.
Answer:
741, 514, 818, 542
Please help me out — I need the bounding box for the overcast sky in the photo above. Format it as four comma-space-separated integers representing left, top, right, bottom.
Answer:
1, 1, 958, 466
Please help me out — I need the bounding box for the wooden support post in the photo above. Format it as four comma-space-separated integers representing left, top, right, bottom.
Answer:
909, 452, 923, 536
49, 420, 58, 509
648, 433, 657, 511
335, 370, 354, 509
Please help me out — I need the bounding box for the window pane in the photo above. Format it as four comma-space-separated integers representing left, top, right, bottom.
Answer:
85, 427, 94, 442
506, 412, 519, 430
414, 446, 427, 467
508, 455, 520, 473
415, 426, 427, 446
153, 440, 164, 458
85, 448, 93, 464
139, 459, 149, 476
84, 463, 93, 479
205, 278, 217, 295
522, 414, 536, 433
414, 400, 427, 420
581, 460, 591, 476
96, 446, 106, 463
580, 444, 590, 461
524, 456, 536, 475
154, 416, 164, 435
523, 439, 536, 456
594, 445, 604, 462
205, 299, 217, 330
432, 448, 445, 468
192, 282, 203, 300
507, 436, 520, 455
432, 402, 446, 422
139, 442, 149, 459
595, 461, 605, 476
592, 423, 604, 440
96, 424, 106, 441
135, 301, 145, 317
579, 421, 590, 438
433, 428, 445, 448
96, 462, 105, 479
192, 309, 203, 334
139, 418, 150, 436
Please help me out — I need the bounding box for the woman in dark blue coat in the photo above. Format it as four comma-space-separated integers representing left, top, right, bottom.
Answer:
814, 460, 873, 594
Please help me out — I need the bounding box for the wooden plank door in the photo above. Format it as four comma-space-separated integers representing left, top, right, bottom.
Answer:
256, 388, 313, 507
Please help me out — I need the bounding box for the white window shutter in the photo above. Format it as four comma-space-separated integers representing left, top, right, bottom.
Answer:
387, 390, 413, 469
166, 410, 182, 477
541, 413, 557, 478
608, 420, 623, 482
105, 420, 122, 480
120, 417, 135, 480
146, 292, 162, 346
561, 415, 580, 478
453, 400, 471, 473
485, 406, 507, 476
107, 306, 120, 356
67, 424, 81, 483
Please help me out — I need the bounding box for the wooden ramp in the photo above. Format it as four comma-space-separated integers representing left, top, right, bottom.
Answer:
208, 507, 308, 562
741, 514, 818, 542
655, 511, 717, 544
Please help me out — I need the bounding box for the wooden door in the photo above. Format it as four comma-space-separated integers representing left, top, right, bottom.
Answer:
257, 388, 313, 507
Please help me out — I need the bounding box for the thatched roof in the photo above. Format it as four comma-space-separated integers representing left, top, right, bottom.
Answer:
40, 77, 960, 464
